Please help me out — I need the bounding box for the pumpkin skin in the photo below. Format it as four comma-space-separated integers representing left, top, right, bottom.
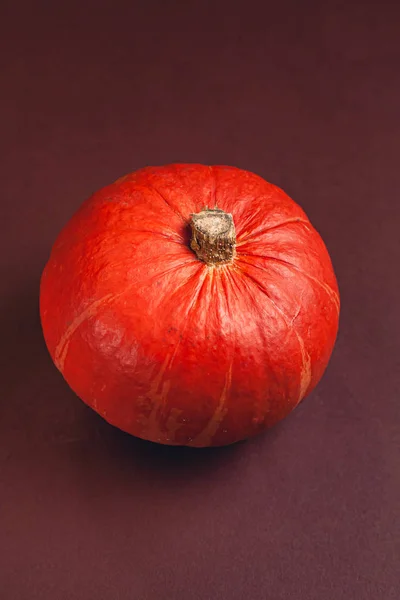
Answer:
40, 164, 340, 447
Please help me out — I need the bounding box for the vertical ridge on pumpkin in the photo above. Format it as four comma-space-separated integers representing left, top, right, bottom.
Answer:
145, 182, 187, 224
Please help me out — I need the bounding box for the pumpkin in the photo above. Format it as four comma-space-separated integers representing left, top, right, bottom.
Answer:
40, 164, 340, 447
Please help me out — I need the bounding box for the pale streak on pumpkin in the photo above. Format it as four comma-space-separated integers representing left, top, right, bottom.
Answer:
265, 298, 312, 404
144, 369, 181, 444
298, 269, 340, 315
165, 408, 184, 441
294, 331, 312, 405
54, 293, 117, 372
113, 173, 132, 184
189, 361, 233, 447
144, 351, 175, 442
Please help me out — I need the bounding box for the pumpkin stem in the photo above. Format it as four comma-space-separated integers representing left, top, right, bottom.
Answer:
190, 208, 236, 265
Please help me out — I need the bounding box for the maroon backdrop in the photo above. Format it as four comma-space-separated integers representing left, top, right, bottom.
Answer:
1, 1, 399, 598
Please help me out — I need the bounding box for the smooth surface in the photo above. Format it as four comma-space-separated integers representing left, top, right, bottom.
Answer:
1, 1, 399, 598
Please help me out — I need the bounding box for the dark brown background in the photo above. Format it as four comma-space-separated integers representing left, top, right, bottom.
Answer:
1, 1, 399, 598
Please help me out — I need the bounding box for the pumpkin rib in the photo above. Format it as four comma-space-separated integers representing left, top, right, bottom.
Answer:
100, 266, 210, 444
53, 256, 201, 375
236, 217, 311, 245
189, 267, 235, 446
64, 226, 184, 254
109, 254, 198, 293
223, 265, 275, 432
189, 359, 233, 447
140, 255, 199, 284
236, 266, 312, 403
157, 261, 206, 309
294, 330, 313, 404
236, 273, 293, 396
234, 205, 265, 239
128, 229, 185, 244
226, 263, 276, 356
227, 266, 289, 405
266, 255, 340, 314
143, 266, 209, 443
171, 263, 209, 323
145, 182, 188, 224
236, 263, 296, 327
141, 350, 176, 443
238, 254, 340, 315
49, 229, 184, 266
92, 228, 185, 245
54, 292, 117, 372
